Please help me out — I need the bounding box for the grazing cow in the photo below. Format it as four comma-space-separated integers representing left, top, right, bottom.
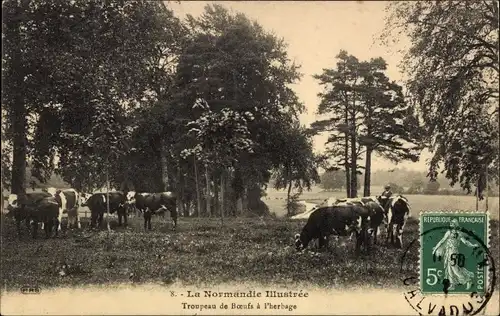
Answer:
334, 197, 385, 246
126, 191, 177, 231
44, 187, 82, 229
6, 192, 60, 238
84, 192, 127, 228
294, 204, 371, 254
377, 195, 411, 248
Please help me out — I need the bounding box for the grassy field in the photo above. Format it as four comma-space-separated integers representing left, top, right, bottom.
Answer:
1, 209, 499, 292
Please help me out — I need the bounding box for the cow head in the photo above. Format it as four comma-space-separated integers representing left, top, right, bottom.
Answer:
126, 191, 137, 205
45, 187, 58, 196
7, 194, 19, 209
79, 193, 92, 207
295, 232, 309, 251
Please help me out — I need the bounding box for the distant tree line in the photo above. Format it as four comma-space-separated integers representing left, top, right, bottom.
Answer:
319, 170, 499, 197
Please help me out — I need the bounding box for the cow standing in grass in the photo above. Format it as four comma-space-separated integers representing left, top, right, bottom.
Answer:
332, 197, 385, 247
83, 192, 127, 228
6, 192, 60, 238
43, 187, 82, 230
378, 195, 411, 248
125, 191, 177, 231
294, 204, 371, 255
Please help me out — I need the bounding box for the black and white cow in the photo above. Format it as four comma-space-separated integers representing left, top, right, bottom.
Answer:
6, 192, 60, 238
330, 197, 385, 246
83, 191, 127, 228
44, 187, 82, 229
295, 204, 371, 254
125, 191, 177, 231
377, 194, 411, 248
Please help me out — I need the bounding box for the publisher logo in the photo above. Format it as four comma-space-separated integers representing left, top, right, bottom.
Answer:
20, 286, 41, 294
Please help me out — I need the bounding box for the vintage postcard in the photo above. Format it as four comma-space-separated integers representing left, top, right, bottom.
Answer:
1, 1, 499, 315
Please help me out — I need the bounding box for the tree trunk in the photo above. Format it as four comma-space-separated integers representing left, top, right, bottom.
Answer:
350, 116, 358, 198
214, 175, 219, 215
193, 156, 202, 217
475, 180, 479, 211
220, 170, 225, 225
205, 164, 211, 217
160, 140, 169, 191
363, 147, 372, 197
106, 165, 111, 232
485, 166, 489, 212
287, 177, 292, 216
176, 164, 184, 217
344, 104, 351, 198
9, 0, 27, 195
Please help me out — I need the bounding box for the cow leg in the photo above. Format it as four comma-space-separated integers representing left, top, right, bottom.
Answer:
57, 207, 63, 232
76, 210, 81, 229
143, 209, 151, 231
118, 212, 122, 227
391, 224, 397, 246
44, 219, 50, 238
354, 232, 363, 257
318, 233, 325, 250
54, 218, 59, 237
170, 209, 177, 231
16, 218, 28, 239
372, 226, 378, 246
396, 223, 404, 249
31, 220, 38, 239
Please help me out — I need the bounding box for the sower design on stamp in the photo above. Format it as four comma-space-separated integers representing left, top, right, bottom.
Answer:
420, 212, 489, 295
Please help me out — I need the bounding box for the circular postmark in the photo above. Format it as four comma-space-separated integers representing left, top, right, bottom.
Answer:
400, 224, 496, 316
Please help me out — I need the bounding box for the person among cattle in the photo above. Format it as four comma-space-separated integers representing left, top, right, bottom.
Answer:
380, 184, 393, 209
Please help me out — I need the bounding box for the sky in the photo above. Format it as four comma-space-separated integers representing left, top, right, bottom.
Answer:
169, 1, 433, 172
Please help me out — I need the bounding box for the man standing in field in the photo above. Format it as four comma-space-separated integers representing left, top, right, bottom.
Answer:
380, 184, 393, 209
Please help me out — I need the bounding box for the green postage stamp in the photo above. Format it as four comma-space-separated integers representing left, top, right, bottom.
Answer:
420, 212, 490, 295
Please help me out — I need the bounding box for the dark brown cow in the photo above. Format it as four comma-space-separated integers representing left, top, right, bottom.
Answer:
6, 192, 60, 238
125, 191, 177, 231
295, 204, 371, 254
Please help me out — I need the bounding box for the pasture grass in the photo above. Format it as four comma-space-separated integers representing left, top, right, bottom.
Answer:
1, 212, 498, 292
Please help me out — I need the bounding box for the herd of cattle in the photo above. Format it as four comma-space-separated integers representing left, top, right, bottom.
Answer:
4, 188, 178, 238
294, 195, 411, 253
3, 187, 411, 255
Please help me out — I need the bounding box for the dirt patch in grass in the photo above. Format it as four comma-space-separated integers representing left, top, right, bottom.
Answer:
1, 213, 498, 291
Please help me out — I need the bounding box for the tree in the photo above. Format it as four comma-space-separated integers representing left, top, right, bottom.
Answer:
407, 178, 425, 194
273, 123, 320, 216
358, 58, 422, 196
313, 51, 421, 197
382, 1, 499, 198
313, 51, 364, 198
175, 4, 304, 215
2, 0, 183, 193
319, 170, 346, 191
181, 100, 255, 221
387, 182, 405, 194
424, 180, 441, 195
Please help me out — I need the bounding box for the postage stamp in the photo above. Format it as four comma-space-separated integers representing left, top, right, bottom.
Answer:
420, 212, 490, 295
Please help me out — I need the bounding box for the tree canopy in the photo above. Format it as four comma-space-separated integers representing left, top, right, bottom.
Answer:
382, 0, 499, 197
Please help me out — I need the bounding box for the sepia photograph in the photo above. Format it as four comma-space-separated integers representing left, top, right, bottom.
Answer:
1, 1, 499, 315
